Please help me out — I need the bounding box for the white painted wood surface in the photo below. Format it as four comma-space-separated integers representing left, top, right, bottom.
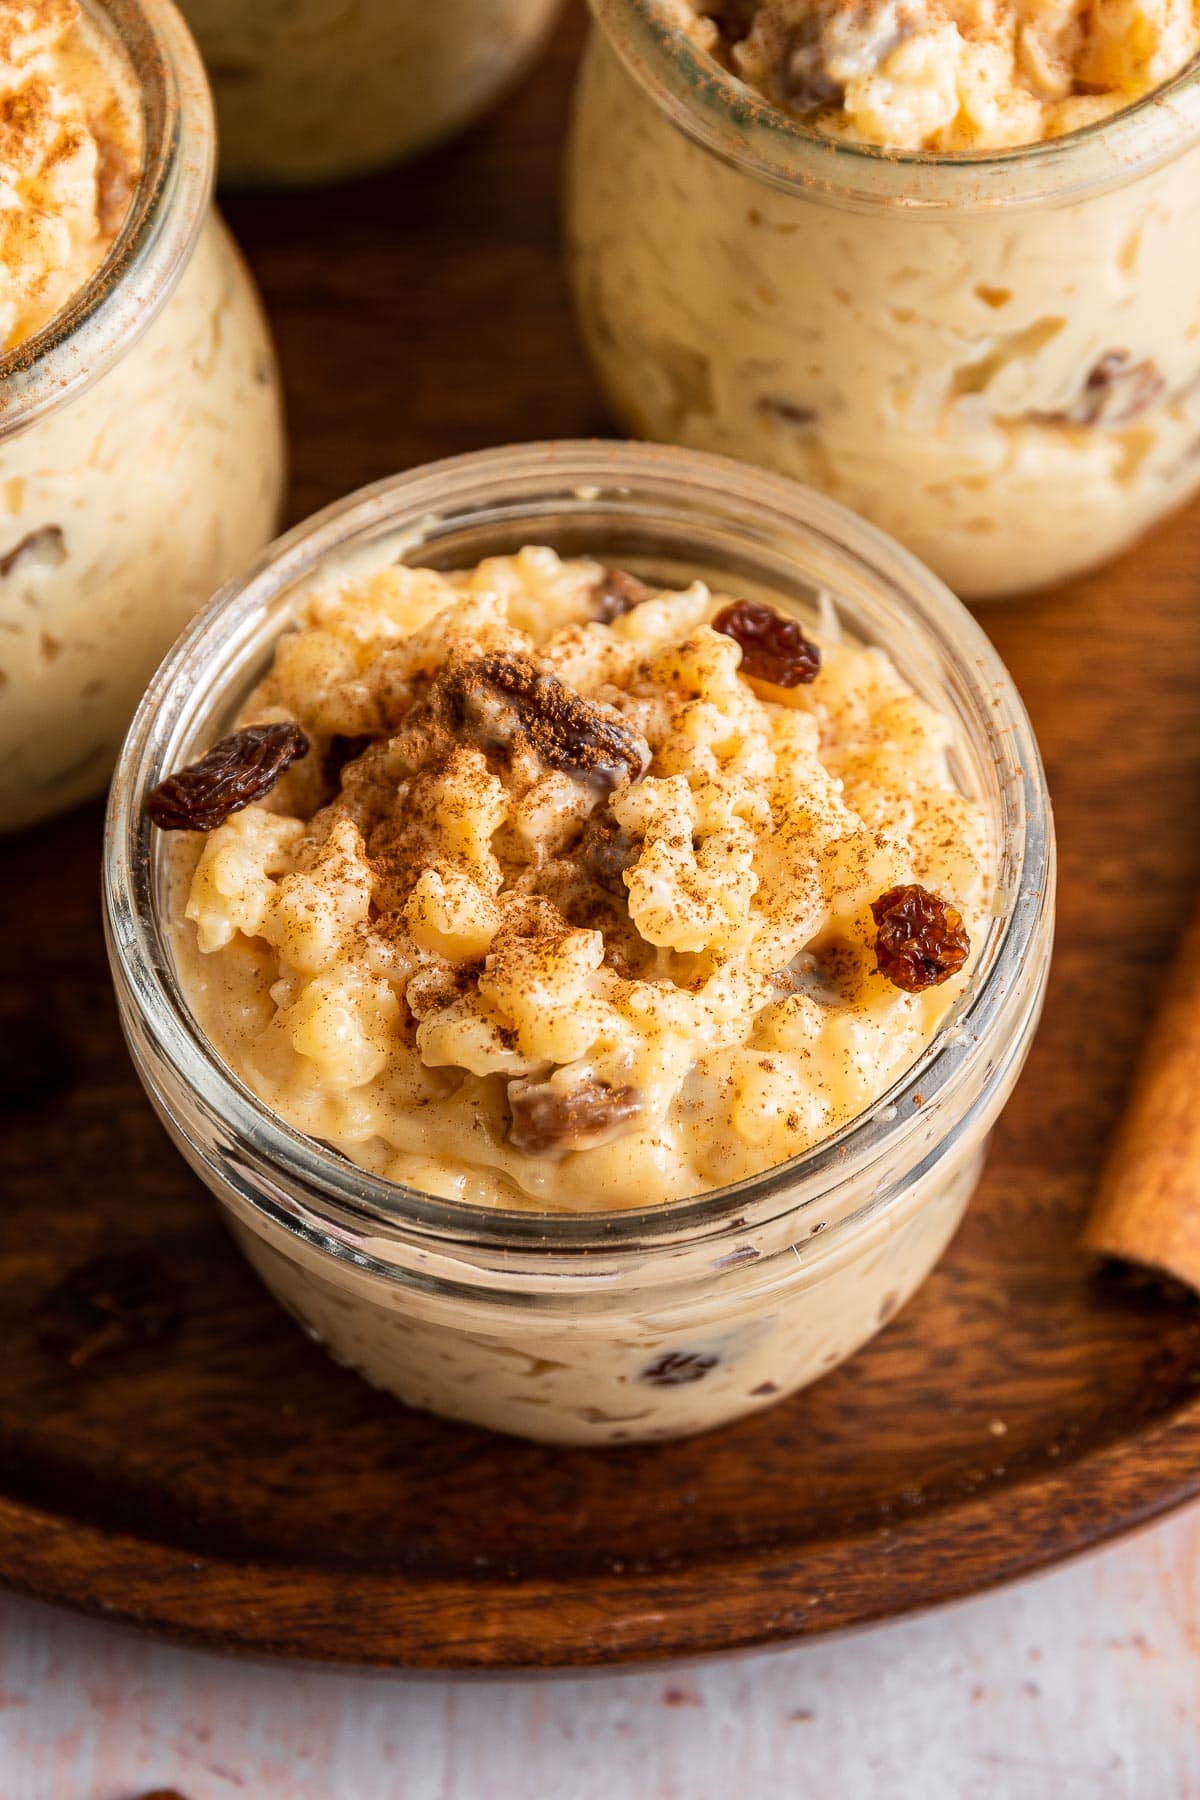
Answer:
2, 1506, 1198, 1799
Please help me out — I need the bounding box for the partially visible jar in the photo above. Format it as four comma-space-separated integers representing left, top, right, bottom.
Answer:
105, 443, 1054, 1445
0, 0, 285, 834
178, 0, 564, 186
565, 1, 1200, 599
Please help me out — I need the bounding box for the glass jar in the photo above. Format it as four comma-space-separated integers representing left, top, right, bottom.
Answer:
105, 442, 1054, 1446
178, 0, 564, 186
565, 1, 1200, 600
0, 0, 286, 834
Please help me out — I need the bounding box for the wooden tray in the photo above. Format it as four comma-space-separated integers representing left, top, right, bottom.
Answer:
3, 5, 1200, 1671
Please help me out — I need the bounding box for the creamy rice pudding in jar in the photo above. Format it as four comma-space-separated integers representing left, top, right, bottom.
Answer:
0, 0, 284, 833
566, 0, 1200, 598
178, 0, 563, 185
106, 444, 1053, 1445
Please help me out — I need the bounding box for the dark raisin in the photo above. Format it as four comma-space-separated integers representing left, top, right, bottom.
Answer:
757, 396, 819, 427
713, 599, 821, 687
37, 1252, 179, 1371
323, 732, 373, 789
1064, 352, 1164, 426
776, 21, 845, 112
590, 567, 655, 623
507, 1076, 642, 1155
700, 0, 758, 49
641, 1351, 720, 1387
577, 812, 639, 895
871, 883, 970, 993
768, 4, 915, 113
445, 654, 650, 791
145, 721, 310, 832
0, 524, 65, 578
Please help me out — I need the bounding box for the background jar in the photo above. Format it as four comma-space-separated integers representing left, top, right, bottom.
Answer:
105, 443, 1054, 1447
0, 0, 285, 835
565, 1, 1200, 601
178, 0, 564, 186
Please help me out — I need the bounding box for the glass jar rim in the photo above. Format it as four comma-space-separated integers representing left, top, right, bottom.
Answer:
588, 0, 1200, 209
0, 0, 214, 436
105, 441, 1054, 1267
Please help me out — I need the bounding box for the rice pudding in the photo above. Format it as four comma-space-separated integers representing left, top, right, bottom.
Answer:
161, 544, 988, 1210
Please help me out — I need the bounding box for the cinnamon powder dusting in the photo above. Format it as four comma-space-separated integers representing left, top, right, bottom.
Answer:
0, 0, 144, 352
175, 548, 988, 1210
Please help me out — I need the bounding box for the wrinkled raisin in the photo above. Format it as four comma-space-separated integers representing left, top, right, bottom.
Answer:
507, 1076, 642, 1155
577, 812, 639, 895
145, 721, 310, 831
0, 524, 65, 578
871, 883, 970, 993
323, 732, 373, 789
1065, 351, 1164, 427
701, 0, 758, 49
589, 567, 654, 623
713, 599, 820, 687
37, 1252, 178, 1371
775, 20, 845, 111
445, 654, 650, 791
757, 395, 819, 427
641, 1351, 720, 1387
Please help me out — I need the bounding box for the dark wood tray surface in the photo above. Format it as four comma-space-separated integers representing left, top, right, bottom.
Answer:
2, 5, 1200, 1669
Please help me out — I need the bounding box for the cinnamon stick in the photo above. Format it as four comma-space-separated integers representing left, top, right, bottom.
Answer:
1083, 898, 1200, 1290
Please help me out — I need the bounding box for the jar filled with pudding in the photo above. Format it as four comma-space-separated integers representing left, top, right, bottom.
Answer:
177, 0, 564, 185
0, 0, 285, 834
105, 443, 1054, 1445
565, 0, 1200, 599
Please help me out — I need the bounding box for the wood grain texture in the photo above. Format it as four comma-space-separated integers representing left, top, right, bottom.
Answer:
2, 1, 1200, 1670
4, 1508, 1200, 1799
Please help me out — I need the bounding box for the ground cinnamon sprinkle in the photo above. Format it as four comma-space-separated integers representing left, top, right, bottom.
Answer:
0, 0, 144, 353
173, 546, 989, 1210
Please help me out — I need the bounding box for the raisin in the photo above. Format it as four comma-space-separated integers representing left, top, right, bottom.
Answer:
871, 883, 970, 993
507, 1076, 642, 1155
145, 721, 310, 831
0, 524, 65, 578
767, 3, 913, 113
577, 812, 639, 895
37, 1252, 178, 1371
589, 566, 654, 623
701, 0, 758, 49
776, 21, 845, 112
757, 396, 819, 427
322, 732, 373, 789
1064, 352, 1164, 427
713, 599, 821, 686
641, 1351, 720, 1387
445, 654, 650, 791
